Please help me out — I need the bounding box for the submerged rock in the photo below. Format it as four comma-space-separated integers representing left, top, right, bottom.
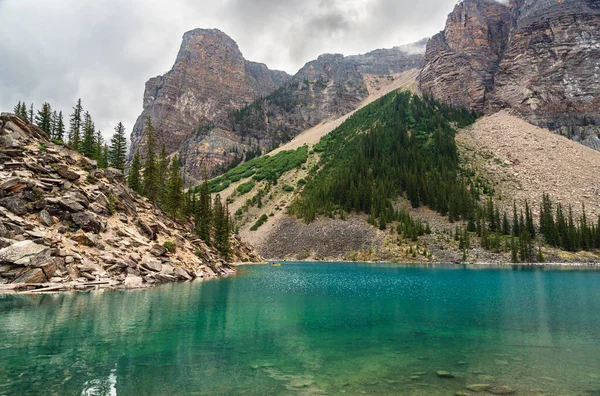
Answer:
466, 384, 491, 392
488, 385, 515, 395
436, 371, 454, 378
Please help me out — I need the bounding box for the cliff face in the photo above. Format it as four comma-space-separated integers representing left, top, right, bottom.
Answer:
418, 0, 510, 112
492, 0, 600, 148
419, 0, 600, 149
129, 28, 290, 170
0, 113, 262, 293
131, 29, 425, 184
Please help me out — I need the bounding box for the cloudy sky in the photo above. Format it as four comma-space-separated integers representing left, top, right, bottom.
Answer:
0, 0, 459, 140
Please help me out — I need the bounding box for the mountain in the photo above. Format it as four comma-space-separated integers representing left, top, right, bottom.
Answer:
129, 29, 291, 181
130, 30, 426, 184
419, 0, 600, 149
229, 41, 426, 152
0, 113, 262, 292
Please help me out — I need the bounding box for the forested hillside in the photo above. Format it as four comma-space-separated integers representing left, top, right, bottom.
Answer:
208, 88, 600, 263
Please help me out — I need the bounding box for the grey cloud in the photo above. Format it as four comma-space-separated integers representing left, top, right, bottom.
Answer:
0, 0, 458, 141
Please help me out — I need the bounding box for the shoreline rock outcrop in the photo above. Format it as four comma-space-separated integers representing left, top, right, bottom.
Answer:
0, 113, 263, 294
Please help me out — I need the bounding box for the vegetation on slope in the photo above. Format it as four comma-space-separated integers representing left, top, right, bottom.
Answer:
291, 91, 479, 223
200, 145, 309, 194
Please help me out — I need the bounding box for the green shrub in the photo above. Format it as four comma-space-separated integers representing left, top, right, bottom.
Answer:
282, 184, 294, 192
237, 181, 255, 195
163, 241, 176, 253
250, 214, 269, 231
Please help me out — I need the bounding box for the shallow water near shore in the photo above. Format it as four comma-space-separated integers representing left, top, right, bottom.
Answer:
1, 262, 600, 395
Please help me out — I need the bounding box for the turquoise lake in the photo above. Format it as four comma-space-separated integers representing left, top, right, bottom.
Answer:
1, 262, 600, 395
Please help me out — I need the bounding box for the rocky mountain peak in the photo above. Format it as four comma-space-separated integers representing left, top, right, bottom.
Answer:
419, 0, 600, 149
130, 28, 290, 164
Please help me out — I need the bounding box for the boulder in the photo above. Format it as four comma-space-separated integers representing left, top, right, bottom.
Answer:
38, 210, 54, 227
0, 196, 28, 216
436, 371, 454, 378
150, 244, 167, 257
104, 167, 124, 182
71, 211, 102, 233
70, 230, 98, 247
123, 273, 144, 288
0, 240, 49, 266
466, 384, 491, 392
56, 197, 84, 212
68, 192, 90, 208
141, 257, 162, 272
13, 267, 47, 283
173, 266, 192, 280
53, 165, 80, 181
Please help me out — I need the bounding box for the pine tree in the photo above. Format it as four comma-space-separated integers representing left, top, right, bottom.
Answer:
50, 111, 58, 138
68, 99, 83, 149
35, 102, 53, 135
94, 129, 103, 162
502, 212, 510, 235
512, 202, 520, 236
19, 102, 28, 121
195, 167, 212, 245
80, 111, 96, 157
163, 155, 184, 218
510, 234, 518, 263
141, 116, 160, 203
128, 150, 142, 193
109, 122, 127, 171
29, 104, 34, 124
213, 194, 230, 258
13, 101, 21, 116
53, 111, 65, 141
157, 144, 170, 205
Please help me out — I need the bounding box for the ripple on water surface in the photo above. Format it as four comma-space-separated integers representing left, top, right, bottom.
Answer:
1, 262, 600, 395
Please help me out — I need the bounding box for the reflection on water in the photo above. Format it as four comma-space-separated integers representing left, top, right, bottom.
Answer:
1, 262, 600, 395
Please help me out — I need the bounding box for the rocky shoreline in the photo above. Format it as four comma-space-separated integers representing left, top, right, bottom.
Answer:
0, 113, 263, 294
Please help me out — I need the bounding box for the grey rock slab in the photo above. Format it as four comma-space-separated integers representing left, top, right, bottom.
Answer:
0, 240, 49, 266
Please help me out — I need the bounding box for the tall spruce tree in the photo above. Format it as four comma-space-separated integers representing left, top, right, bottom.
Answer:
68, 99, 83, 149
141, 116, 160, 203
19, 102, 28, 121
54, 111, 65, 141
13, 101, 21, 116
35, 102, 53, 135
213, 194, 230, 258
195, 167, 212, 245
80, 111, 96, 157
128, 150, 142, 193
28, 104, 34, 124
157, 144, 170, 205
163, 155, 184, 218
109, 122, 127, 171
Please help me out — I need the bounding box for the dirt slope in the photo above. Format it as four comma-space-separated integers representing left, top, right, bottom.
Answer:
457, 110, 600, 217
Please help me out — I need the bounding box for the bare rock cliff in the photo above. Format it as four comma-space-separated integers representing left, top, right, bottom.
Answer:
419, 0, 600, 149
129, 28, 290, 164
418, 0, 510, 112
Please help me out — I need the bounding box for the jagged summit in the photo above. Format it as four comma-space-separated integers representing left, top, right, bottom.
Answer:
419, 0, 600, 149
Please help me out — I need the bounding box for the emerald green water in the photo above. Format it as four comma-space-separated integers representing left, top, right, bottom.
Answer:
1, 263, 600, 395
